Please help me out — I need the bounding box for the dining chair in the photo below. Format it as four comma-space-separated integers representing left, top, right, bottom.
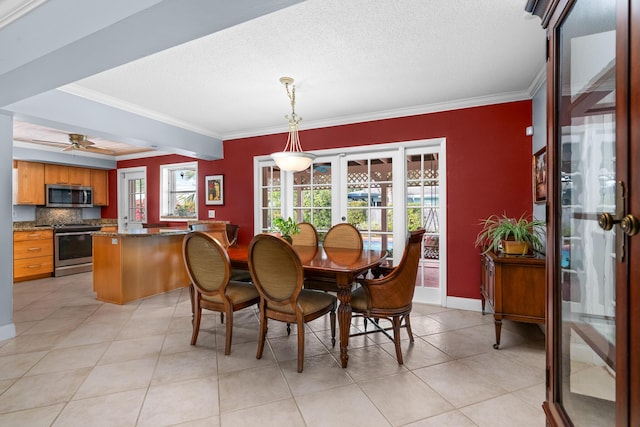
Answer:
290, 222, 318, 246
182, 231, 260, 355
350, 228, 426, 365
248, 233, 336, 372
304, 222, 363, 292
323, 222, 363, 250
189, 222, 252, 283
189, 222, 231, 247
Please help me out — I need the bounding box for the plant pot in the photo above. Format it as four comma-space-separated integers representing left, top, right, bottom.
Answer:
501, 240, 529, 255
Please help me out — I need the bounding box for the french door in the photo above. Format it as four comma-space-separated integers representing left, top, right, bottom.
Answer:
254, 139, 445, 305
117, 167, 147, 229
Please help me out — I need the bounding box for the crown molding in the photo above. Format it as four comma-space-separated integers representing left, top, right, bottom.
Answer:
0, 0, 47, 30
223, 90, 534, 140
59, 84, 223, 140
527, 64, 547, 96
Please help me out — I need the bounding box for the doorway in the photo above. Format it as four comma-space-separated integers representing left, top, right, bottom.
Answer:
117, 167, 147, 229
254, 138, 446, 305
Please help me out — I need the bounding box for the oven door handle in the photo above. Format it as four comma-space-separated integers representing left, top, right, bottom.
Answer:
55, 231, 93, 237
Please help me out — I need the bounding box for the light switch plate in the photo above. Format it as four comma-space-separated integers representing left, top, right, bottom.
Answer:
208, 210, 215, 218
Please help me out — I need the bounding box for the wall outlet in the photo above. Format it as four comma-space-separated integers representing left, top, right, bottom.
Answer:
208, 210, 215, 218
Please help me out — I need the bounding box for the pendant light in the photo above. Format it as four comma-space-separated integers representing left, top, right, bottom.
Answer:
270, 77, 316, 172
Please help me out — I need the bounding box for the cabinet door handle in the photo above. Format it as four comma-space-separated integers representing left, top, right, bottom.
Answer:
27, 247, 42, 252
27, 264, 42, 268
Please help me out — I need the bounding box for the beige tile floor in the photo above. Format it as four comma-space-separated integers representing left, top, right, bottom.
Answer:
0, 273, 546, 426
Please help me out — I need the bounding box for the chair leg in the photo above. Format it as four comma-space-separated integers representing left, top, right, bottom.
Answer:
190, 296, 202, 346
224, 309, 233, 355
392, 316, 404, 365
330, 309, 336, 347
297, 320, 305, 373
220, 313, 225, 324
256, 305, 268, 360
287, 323, 291, 335
404, 314, 414, 342
189, 284, 195, 325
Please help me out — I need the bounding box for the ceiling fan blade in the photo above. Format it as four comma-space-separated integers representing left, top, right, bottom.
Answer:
62, 145, 76, 152
79, 139, 96, 147
30, 139, 72, 149
83, 145, 115, 155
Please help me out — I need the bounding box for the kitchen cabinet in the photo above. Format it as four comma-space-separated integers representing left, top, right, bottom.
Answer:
14, 161, 45, 205
480, 251, 545, 349
68, 166, 91, 186
91, 169, 109, 206
13, 229, 53, 282
45, 164, 91, 186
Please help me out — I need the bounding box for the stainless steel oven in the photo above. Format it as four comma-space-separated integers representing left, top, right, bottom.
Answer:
53, 225, 101, 277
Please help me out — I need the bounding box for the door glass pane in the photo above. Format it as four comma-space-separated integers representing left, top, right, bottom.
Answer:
259, 165, 282, 232
407, 152, 440, 290
557, 0, 616, 424
292, 161, 332, 232
127, 177, 145, 223
346, 157, 393, 256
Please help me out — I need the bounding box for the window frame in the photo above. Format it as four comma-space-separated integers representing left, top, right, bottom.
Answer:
159, 161, 198, 222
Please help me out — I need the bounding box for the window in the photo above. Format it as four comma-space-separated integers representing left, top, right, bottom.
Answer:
160, 162, 197, 221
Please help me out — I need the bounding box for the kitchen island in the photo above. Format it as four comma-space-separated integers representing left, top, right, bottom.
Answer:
92, 227, 190, 304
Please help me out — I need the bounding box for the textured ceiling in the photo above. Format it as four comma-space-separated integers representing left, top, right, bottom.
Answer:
6, 0, 546, 157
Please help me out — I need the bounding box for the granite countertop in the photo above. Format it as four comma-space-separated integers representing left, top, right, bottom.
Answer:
13, 220, 118, 232
93, 227, 190, 237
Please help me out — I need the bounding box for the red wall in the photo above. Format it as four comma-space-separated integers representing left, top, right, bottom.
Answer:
107, 100, 533, 300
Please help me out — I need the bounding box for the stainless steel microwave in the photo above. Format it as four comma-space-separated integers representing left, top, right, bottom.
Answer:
45, 184, 93, 208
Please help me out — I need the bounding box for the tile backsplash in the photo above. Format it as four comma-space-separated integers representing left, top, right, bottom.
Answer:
35, 207, 83, 225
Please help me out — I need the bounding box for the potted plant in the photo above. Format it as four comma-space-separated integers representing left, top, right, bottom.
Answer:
475, 213, 545, 255
271, 217, 300, 244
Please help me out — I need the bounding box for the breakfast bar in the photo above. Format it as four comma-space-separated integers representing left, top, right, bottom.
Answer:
92, 227, 190, 304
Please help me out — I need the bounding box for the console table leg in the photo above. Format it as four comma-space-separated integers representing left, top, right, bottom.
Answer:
493, 318, 502, 349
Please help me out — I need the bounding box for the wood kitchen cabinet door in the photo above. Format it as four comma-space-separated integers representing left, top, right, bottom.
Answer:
44, 164, 68, 185
45, 164, 91, 186
91, 169, 109, 206
67, 166, 91, 186
14, 161, 45, 205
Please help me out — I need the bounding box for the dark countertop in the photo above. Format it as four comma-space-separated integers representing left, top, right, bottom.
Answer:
93, 227, 190, 237
13, 220, 118, 232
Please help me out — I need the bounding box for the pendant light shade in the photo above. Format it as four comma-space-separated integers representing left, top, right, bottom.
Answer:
270, 77, 316, 172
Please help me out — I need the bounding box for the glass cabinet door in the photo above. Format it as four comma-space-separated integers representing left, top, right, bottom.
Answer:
554, 0, 617, 424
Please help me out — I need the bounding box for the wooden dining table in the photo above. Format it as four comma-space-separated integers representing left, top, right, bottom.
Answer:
226, 244, 387, 368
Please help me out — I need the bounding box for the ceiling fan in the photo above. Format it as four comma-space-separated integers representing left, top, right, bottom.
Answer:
31, 133, 116, 155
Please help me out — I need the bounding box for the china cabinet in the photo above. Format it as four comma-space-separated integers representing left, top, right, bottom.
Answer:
529, 0, 640, 425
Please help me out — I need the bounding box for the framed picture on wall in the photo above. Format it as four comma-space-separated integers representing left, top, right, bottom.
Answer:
533, 147, 547, 204
205, 175, 224, 205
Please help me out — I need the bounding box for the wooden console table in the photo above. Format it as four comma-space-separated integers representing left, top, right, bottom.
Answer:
480, 251, 545, 349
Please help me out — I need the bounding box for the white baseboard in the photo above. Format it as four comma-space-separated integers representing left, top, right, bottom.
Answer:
445, 296, 483, 312
0, 322, 16, 342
